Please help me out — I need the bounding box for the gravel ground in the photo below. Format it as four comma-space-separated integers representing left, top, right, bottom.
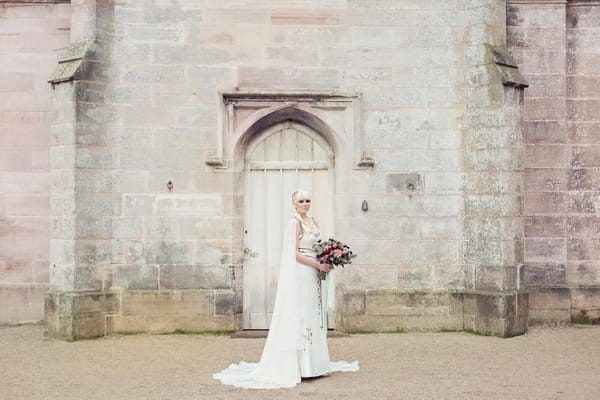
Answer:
1, 325, 599, 400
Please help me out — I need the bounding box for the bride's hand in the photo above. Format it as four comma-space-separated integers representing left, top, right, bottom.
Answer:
318, 262, 332, 273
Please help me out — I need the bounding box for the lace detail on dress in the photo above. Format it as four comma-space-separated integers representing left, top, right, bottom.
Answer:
316, 275, 323, 329
303, 327, 313, 351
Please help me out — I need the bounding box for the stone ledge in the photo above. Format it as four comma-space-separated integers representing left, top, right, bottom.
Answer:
338, 289, 529, 338
48, 40, 94, 84
45, 289, 238, 340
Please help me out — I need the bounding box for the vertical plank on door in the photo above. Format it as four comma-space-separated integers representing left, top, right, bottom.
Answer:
244, 170, 266, 328
265, 170, 282, 319
312, 170, 330, 237
280, 128, 296, 161
297, 131, 313, 161
263, 129, 281, 162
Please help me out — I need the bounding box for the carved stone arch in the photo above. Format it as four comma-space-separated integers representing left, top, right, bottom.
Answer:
207, 91, 373, 170
233, 105, 339, 164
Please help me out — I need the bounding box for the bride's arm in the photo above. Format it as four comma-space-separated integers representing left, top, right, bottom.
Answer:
295, 220, 331, 272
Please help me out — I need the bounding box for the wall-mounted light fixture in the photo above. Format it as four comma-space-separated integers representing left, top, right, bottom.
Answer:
167, 180, 173, 191
361, 200, 368, 212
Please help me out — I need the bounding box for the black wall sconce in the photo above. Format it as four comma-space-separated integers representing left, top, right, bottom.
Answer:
167, 180, 173, 191
361, 200, 368, 212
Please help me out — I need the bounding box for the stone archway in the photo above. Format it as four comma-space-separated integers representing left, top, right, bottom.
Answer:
205, 91, 370, 331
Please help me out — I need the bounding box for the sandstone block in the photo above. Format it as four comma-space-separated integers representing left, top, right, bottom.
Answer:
528, 288, 570, 310
433, 264, 465, 290
153, 44, 250, 65
127, 241, 193, 265
120, 290, 214, 317
341, 291, 366, 316
103, 217, 143, 239
144, 217, 178, 240
567, 238, 600, 262
341, 265, 397, 290
567, 192, 600, 214
123, 195, 155, 217
122, 65, 185, 84
569, 168, 600, 191
474, 265, 506, 291
237, 67, 340, 89
124, 106, 175, 127
271, 9, 341, 25
571, 308, 600, 325
215, 291, 235, 316
108, 265, 158, 290
524, 168, 567, 191
72, 264, 104, 291
175, 107, 216, 128
194, 246, 224, 265
107, 127, 152, 148
567, 53, 600, 75
178, 217, 233, 239
566, 262, 600, 285
4, 194, 49, 216
107, 85, 152, 106
74, 147, 112, 169
188, 25, 234, 45
571, 287, 600, 310
528, 308, 571, 325
155, 194, 222, 217
526, 215, 555, 238
127, 23, 184, 43
402, 313, 461, 332
522, 263, 566, 287
568, 99, 600, 121
524, 192, 566, 214
524, 144, 566, 168
386, 173, 423, 194
524, 238, 566, 263
567, 216, 600, 238
397, 265, 434, 289
569, 146, 600, 168
338, 314, 402, 333
74, 216, 102, 239
159, 265, 230, 290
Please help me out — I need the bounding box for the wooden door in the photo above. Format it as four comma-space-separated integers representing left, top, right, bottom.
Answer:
243, 121, 334, 329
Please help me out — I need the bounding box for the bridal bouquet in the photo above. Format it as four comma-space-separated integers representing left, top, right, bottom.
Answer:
312, 238, 357, 280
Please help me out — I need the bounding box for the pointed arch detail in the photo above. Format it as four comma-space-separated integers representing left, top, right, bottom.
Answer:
207, 91, 372, 170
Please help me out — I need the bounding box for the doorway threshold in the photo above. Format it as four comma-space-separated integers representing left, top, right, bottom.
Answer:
230, 330, 348, 338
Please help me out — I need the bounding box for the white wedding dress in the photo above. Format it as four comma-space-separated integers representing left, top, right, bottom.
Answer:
213, 217, 359, 389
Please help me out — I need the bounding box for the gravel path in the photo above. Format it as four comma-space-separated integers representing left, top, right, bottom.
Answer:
1, 325, 599, 400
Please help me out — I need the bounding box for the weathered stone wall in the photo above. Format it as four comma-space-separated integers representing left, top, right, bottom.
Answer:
507, 0, 600, 325
41, 0, 532, 339
0, 1, 70, 324
47, 0, 237, 338
341, 0, 528, 336
565, 1, 600, 324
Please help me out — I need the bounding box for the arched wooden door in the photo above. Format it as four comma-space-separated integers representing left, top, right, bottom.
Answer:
243, 121, 334, 329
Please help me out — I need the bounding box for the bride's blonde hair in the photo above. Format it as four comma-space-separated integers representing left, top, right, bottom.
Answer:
291, 189, 311, 204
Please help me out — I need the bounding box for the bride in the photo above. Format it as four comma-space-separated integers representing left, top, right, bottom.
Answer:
213, 189, 359, 389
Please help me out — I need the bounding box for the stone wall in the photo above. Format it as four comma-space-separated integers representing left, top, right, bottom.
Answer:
42, 0, 529, 339
0, 1, 70, 324
507, 0, 600, 325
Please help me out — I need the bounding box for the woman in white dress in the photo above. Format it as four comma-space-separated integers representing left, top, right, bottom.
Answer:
213, 189, 359, 389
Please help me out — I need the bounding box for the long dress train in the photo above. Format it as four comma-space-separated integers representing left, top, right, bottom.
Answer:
213, 218, 359, 389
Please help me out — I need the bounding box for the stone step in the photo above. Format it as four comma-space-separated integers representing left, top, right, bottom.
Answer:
230, 330, 349, 339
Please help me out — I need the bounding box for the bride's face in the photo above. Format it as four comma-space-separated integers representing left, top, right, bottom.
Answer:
294, 196, 311, 215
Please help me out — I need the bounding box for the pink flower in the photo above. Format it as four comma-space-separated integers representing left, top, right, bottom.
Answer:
333, 249, 343, 258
